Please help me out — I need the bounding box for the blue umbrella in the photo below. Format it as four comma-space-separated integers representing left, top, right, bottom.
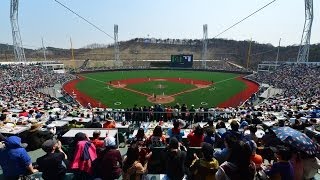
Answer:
271, 126, 318, 155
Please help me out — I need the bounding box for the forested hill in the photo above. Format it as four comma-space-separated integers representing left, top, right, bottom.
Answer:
1, 38, 319, 68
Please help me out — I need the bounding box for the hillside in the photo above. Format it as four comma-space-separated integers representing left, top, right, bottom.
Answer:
1, 38, 320, 68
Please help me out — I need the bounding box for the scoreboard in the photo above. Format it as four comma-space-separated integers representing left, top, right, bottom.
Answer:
170, 55, 193, 67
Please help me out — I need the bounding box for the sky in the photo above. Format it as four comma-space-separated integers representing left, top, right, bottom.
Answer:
0, 0, 319, 49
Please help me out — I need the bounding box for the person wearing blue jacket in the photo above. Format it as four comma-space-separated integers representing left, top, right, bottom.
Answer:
167, 120, 185, 142
0, 136, 38, 179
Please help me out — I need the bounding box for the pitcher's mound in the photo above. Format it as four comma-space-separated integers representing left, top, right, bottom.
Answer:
155, 84, 167, 89
147, 95, 175, 104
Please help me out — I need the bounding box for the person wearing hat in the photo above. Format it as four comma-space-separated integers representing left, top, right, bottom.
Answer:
103, 117, 116, 129
0, 136, 38, 179
190, 143, 219, 180
25, 123, 54, 151
36, 139, 67, 180
95, 136, 123, 180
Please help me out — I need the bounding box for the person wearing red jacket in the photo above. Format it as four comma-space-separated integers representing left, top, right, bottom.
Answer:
187, 125, 204, 147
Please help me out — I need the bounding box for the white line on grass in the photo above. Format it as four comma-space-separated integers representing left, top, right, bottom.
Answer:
81, 75, 106, 84
214, 75, 242, 85
80, 75, 114, 91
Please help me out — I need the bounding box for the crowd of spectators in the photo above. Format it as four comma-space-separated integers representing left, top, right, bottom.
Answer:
0, 64, 74, 111
249, 64, 320, 98
0, 63, 319, 180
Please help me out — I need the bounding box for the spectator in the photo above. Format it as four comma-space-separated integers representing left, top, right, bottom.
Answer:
246, 140, 263, 169
103, 117, 116, 128
67, 132, 88, 161
167, 120, 185, 142
215, 141, 256, 180
187, 125, 204, 147
163, 138, 187, 180
190, 143, 219, 180
132, 128, 147, 147
25, 123, 54, 151
301, 153, 320, 179
36, 139, 67, 180
70, 133, 97, 180
223, 120, 242, 140
204, 128, 215, 146
216, 121, 226, 129
243, 125, 258, 143
290, 150, 303, 180
85, 118, 102, 128
91, 130, 104, 149
98, 136, 123, 180
213, 134, 237, 165
0, 136, 38, 179
264, 145, 294, 180
146, 126, 166, 148
203, 119, 216, 134
122, 145, 151, 180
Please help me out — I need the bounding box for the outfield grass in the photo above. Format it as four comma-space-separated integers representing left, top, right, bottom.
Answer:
126, 81, 197, 95
76, 70, 246, 108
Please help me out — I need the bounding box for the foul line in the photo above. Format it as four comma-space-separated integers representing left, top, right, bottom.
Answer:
121, 87, 152, 97
214, 75, 242, 85
170, 75, 242, 97
81, 75, 151, 97
80, 75, 106, 84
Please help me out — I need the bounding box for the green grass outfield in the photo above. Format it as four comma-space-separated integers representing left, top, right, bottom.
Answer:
76, 70, 247, 108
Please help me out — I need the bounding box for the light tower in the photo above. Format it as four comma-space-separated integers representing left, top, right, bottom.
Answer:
297, 0, 313, 62
10, 0, 26, 62
201, 24, 208, 69
114, 24, 122, 67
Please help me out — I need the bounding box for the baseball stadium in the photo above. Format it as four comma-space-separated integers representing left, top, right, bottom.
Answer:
0, 1, 320, 180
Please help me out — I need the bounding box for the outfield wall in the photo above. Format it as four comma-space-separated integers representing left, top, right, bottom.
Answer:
76, 68, 253, 75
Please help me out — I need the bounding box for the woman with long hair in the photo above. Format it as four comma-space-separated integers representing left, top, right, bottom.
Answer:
132, 128, 147, 147
187, 125, 204, 147
70, 132, 97, 180
146, 126, 166, 148
163, 137, 187, 180
215, 141, 256, 180
122, 145, 151, 180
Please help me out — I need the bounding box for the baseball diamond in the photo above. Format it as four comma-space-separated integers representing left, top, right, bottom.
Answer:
63, 70, 259, 108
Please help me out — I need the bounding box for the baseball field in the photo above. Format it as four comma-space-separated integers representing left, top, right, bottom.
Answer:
63, 70, 259, 108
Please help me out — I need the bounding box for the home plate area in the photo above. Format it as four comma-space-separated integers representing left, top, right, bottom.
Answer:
147, 95, 175, 104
